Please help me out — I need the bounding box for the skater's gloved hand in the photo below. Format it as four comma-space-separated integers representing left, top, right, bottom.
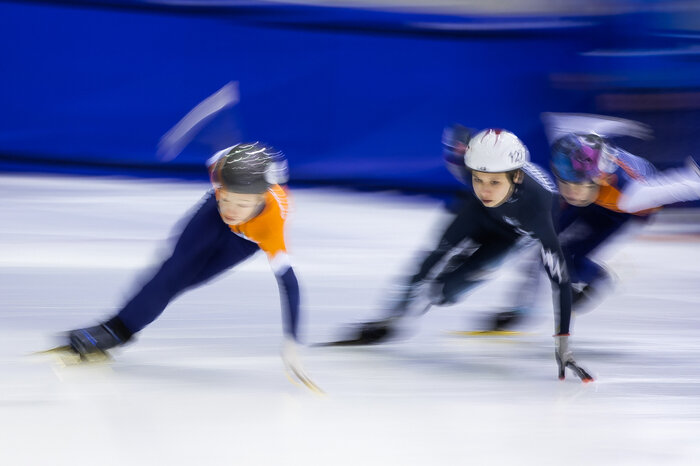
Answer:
281, 337, 324, 393
405, 279, 426, 303
397, 274, 424, 301
390, 275, 433, 318
281, 337, 303, 372
554, 334, 594, 383
554, 334, 573, 365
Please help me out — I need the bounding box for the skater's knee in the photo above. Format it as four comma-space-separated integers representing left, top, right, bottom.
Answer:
432, 275, 481, 305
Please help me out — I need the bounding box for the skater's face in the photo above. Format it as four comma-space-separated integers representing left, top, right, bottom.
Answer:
216, 190, 265, 225
471, 171, 515, 208
558, 181, 600, 207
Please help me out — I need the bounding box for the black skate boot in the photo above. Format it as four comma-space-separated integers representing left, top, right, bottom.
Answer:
315, 317, 402, 347
451, 309, 528, 336
68, 317, 133, 359
477, 308, 527, 334
490, 309, 526, 331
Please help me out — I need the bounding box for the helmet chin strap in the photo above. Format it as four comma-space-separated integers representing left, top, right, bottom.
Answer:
494, 169, 524, 206
513, 170, 525, 184
499, 182, 518, 206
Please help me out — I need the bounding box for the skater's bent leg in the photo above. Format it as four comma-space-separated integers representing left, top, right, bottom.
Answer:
561, 206, 629, 283
113, 193, 247, 334
435, 240, 515, 305
183, 233, 260, 290
69, 193, 259, 354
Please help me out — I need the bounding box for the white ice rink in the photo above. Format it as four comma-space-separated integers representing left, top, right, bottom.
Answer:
1, 174, 699, 465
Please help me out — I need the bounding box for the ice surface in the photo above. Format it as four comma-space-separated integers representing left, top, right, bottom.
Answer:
1, 174, 699, 465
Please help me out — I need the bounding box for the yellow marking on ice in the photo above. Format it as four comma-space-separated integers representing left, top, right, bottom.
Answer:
449, 330, 524, 337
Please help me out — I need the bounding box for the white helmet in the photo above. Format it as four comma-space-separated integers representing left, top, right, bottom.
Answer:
465, 129, 529, 173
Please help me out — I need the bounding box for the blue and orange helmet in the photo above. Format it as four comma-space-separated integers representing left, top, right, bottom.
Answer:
551, 133, 606, 183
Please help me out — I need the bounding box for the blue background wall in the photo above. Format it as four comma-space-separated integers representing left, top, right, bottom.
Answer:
1, 1, 699, 191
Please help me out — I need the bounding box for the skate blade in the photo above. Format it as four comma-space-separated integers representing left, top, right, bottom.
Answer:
32, 346, 111, 366
566, 361, 595, 383
311, 339, 375, 347
311, 333, 394, 347
449, 330, 524, 337
33, 345, 73, 355
284, 365, 325, 395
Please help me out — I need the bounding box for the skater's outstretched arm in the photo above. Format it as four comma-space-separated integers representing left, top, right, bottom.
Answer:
519, 187, 573, 336
271, 256, 300, 341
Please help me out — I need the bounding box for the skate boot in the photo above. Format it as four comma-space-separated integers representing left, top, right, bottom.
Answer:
68, 317, 133, 359
316, 317, 403, 347
450, 308, 528, 337
475, 308, 529, 334
489, 309, 526, 331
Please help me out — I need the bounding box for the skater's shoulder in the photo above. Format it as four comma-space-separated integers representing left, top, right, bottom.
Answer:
521, 163, 557, 194
229, 215, 287, 258
227, 185, 289, 255
264, 184, 290, 220
516, 165, 557, 208
234, 186, 289, 232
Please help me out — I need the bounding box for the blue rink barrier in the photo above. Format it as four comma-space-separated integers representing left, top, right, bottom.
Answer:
1, 1, 700, 193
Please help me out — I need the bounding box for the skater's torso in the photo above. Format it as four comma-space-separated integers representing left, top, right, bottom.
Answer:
431, 163, 572, 333
478, 163, 559, 243
444, 164, 568, 284
226, 184, 289, 260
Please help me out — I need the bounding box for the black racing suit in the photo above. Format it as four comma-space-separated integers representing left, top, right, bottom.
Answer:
406, 164, 573, 335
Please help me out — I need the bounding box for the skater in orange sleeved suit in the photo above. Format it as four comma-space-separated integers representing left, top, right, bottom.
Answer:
55, 142, 314, 385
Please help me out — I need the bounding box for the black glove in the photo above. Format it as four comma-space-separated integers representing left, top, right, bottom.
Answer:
389, 274, 433, 318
